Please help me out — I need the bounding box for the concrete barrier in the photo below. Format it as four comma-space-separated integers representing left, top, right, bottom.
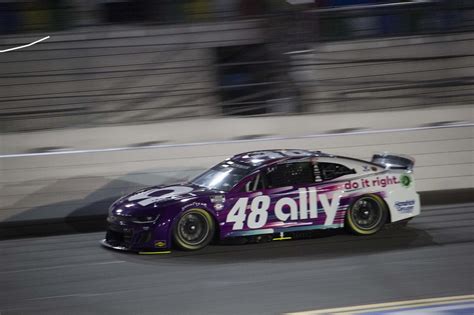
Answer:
0, 105, 472, 224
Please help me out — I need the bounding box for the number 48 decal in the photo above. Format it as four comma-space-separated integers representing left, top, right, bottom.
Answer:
227, 196, 270, 230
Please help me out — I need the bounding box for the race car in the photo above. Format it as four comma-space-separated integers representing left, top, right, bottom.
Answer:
101, 149, 420, 253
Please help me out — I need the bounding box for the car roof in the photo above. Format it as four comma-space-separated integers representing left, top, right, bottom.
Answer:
228, 149, 380, 170
229, 149, 332, 167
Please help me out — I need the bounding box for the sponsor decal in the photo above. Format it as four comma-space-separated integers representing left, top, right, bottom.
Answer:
400, 174, 412, 188
128, 186, 193, 206
395, 200, 416, 213
344, 175, 400, 190
231, 163, 251, 170
210, 195, 226, 211
226, 188, 341, 230
154, 241, 167, 248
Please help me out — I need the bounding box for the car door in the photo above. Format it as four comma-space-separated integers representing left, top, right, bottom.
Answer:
312, 161, 357, 228
221, 159, 323, 237
260, 160, 321, 232
219, 171, 268, 238
262, 160, 351, 232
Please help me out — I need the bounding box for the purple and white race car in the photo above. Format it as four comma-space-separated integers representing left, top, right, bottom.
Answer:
101, 149, 420, 253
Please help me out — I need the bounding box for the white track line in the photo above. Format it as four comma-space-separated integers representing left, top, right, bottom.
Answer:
286, 294, 474, 315
0, 36, 50, 53
0, 260, 125, 275
1, 123, 472, 159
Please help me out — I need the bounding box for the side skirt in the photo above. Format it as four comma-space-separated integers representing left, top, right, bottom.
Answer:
224, 223, 344, 238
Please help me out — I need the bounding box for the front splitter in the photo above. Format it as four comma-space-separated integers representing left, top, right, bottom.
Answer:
100, 239, 171, 255
100, 239, 129, 251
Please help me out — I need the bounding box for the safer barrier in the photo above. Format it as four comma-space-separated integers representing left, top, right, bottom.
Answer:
0, 105, 472, 224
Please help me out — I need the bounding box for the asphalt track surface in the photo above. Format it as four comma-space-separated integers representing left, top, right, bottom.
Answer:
1, 203, 473, 315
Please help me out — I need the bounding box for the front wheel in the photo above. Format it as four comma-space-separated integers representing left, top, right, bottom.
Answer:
346, 195, 388, 235
172, 208, 215, 251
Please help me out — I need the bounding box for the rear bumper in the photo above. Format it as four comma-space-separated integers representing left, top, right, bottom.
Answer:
386, 189, 421, 223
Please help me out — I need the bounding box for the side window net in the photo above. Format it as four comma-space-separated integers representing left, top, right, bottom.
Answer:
313, 163, 323, 182
243, 173, 264, 192
266, 162, 314, 188
318, 163, 355, 181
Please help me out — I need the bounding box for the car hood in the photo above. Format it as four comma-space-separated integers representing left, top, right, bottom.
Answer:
109, 183, 214, 216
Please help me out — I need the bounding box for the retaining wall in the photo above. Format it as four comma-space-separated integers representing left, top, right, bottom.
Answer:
1, 105, 472, 223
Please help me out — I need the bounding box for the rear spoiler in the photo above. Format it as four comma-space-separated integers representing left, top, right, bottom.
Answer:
371, 153, 415, 171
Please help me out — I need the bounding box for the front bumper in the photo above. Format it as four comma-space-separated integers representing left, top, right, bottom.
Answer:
101, 221, 171, 253
100, 238, 171, 254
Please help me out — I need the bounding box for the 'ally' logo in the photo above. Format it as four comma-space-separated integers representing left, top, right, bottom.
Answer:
226, 188, 342, 230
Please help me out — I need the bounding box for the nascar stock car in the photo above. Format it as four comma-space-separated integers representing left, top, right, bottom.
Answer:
101, 149, 420, 253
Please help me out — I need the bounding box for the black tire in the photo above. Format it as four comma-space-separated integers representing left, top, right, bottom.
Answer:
346, 194, 388, 235
172, 208, 215, 251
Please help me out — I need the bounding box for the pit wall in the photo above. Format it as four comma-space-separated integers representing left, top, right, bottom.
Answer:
0, 105, 472, 223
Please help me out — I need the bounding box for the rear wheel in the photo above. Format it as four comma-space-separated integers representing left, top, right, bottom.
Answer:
346, 195, 388, 235
173, 208, 215, 251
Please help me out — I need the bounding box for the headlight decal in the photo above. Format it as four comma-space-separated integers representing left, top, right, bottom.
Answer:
131, 214, 160, 224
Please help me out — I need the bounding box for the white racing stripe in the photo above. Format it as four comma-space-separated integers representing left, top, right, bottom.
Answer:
1, 122, 472, 159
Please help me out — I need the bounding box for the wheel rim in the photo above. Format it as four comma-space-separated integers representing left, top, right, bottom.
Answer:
351, 197, 383, 230
177, 212, 209, 246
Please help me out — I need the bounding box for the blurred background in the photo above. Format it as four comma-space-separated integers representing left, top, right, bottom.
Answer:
0, 0, 473, 225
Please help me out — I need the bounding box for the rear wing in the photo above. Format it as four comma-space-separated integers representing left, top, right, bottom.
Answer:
371, 153, 415, 171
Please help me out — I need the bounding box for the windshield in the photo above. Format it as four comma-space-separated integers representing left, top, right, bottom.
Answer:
191, 161, 253, 191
